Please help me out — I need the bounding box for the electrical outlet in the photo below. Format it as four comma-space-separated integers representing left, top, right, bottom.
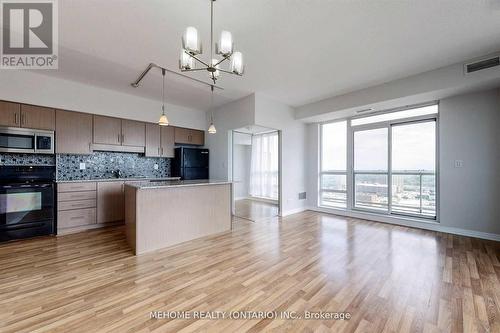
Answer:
154, 163, 159, 170
454, 160, 464, 168
79, 162, 86, 170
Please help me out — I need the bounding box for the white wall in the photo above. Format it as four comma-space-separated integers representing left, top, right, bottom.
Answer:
207, 93, 307, 216
439, 89, 500, 236
254, 93, 307, 215
233, 143, 251, 200
0, 70, 207, 129
206, 94, 255, 181
305, 87, 500, 239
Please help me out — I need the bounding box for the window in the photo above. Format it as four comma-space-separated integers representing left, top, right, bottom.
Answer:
320, 121, 347, 208
319, 104, 438, 220
353, 128, 388, 212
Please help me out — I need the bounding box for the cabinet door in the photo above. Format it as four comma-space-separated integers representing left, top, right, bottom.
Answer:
56, 110, 93, 154
93, 115, 122, 145
190, 129, 205, 146
20, 105, 55, 130
174, 127, 191, 144
0, 101, 21, 127
97, 181, 125, 223
122, 120, 145, 147
145, 123, 161, 157
160, 126, 175, 157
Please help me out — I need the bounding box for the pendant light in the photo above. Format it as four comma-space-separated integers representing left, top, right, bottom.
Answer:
208, 85, 216, 134
158, 68, 169, 126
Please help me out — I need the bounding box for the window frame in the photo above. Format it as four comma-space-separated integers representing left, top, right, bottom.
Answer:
319, 104, 439, 222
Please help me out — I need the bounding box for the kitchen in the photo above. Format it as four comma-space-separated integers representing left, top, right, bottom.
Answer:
0, 101, 230, 248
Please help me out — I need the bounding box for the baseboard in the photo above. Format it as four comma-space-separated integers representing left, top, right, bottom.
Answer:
281, 206, 308, 217
308, 206, 500, 242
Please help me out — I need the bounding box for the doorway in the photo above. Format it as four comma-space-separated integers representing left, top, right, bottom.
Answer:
231, 126, 281, 221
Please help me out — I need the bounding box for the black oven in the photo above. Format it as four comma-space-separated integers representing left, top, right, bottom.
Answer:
0, 166, 55, 242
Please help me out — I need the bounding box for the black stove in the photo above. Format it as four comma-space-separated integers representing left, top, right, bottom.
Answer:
0, 165, 55, 242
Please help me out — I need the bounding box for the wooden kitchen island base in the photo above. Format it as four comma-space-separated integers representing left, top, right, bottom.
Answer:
124, 180, 232, 255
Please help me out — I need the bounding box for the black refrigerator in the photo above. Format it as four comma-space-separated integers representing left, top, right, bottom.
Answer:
173, 147, 209, 180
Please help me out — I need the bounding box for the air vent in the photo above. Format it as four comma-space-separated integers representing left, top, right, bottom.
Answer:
465, 56, 500, 74
298, 192, 306, 200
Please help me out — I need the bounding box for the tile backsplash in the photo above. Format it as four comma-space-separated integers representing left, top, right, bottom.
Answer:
56, 152, 171, 181
0, 153, 56, 166
0, 152, 172, 181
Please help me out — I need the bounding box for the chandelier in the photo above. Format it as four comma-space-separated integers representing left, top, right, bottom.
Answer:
179, 0, 244, 84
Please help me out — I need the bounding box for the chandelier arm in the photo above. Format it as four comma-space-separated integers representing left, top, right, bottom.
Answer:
185, 51, 211, 67
180, 68, 209, 72
217, 68, 242, 75
213, 55, 231, 67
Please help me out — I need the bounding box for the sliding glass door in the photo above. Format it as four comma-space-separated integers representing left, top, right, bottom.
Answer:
351, 118, 437, 219
391, 120, 436, 218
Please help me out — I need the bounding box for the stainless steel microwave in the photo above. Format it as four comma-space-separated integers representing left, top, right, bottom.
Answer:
0, 127, 54, 154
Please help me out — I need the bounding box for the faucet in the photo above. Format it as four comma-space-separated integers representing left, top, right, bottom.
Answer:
113, 169, 122, 178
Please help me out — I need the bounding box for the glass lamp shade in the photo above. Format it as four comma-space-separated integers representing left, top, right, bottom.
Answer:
158, 113, 169, 126
182, 27, 201, 54
208, 122, 217, 134
210, 59, 220, 80
230, 51, 244, 75
217, 30, 233, 56
179, 50, 195, 70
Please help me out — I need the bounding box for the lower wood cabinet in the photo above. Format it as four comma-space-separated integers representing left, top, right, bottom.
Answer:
97, 181, 125, 224
57, 182, 97, 233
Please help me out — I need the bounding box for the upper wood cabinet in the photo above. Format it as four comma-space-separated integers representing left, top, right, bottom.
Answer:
55, 110, 93, 154
97, 181, 125, 224
174, 127, 204, 146
0, 101, 21, 127
0, 101, 55, 130
145, 124, 175, 158
20, 105, 55, 130
121, 119, 145, 147
160, 126, 175, 158
145, 123, 161, 157
93, 115, 122, 145
93, 116, 145, 150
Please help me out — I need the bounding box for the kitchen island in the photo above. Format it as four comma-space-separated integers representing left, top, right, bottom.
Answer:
124, 180, 232, 255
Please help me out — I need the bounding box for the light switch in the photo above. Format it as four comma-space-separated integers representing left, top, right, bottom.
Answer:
79, 162, 86, 170
454, 160, 464, 168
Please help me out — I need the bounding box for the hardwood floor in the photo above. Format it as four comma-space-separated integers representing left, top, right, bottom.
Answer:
1, 211, 499, 332
234, 199, 279, 221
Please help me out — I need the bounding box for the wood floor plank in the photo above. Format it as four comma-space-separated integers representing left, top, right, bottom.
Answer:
0, 211, 499, 333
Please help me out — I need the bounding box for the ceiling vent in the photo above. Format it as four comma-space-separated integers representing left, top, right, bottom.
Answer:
464, 56, 500, 74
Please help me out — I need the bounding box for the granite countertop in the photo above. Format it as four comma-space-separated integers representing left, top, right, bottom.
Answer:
126, 179, 232, 189
56, 177, 181, 183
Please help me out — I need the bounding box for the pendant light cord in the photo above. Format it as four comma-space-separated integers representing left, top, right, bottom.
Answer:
210, 85, 214, 122
161, 69, 166, 113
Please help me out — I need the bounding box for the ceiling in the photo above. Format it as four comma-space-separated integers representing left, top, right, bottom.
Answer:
40, 0, 500, 111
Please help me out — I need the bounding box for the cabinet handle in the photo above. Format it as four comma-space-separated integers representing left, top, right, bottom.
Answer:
20, 113, 25, 126
121, 134, 124, 143
70, 216, 85, 220
14, 113, 18, 125
117, 134, 120, 143
161, 147, 164, 156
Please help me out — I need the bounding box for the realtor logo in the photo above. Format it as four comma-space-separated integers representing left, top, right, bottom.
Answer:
1, 0, 58, 69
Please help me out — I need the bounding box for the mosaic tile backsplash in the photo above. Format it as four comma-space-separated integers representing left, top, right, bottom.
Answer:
56, 152, 172, 181
0, 153, 56, 166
